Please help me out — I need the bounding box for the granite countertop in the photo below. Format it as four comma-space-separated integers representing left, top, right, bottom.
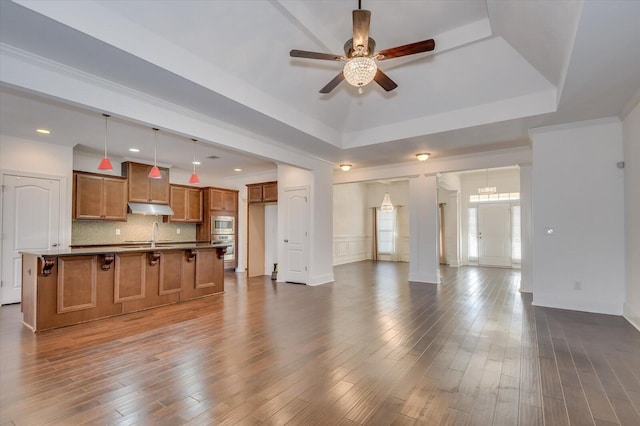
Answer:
21, 242, 230, 257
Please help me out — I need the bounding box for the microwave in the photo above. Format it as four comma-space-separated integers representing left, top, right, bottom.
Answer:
211, 215, 234, 235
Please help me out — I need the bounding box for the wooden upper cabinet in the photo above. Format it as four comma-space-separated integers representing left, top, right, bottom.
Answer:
247, 185, 263, 203
187, 188, 203, 222
209, 188, 237, 212
73, 172, 127, 221
262, 182, 278, 202
168, 185, 202, 223
247, 181, 277, 203
122, 162, 170, 204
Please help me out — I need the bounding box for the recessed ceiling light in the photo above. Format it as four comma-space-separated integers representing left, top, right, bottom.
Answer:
234, 168, 242, 172
129, 148, 140, 152
36, 129, 51, 134
192, 161, 201, 165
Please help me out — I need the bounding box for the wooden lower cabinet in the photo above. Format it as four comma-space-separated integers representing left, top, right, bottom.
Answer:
21, 247, 226, 332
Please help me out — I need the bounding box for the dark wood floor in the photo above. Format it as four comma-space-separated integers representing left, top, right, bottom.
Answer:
1, 262, 639, 425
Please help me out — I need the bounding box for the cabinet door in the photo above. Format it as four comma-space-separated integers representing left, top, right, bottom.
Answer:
169, 186, 187, 222
103, 178, 128, 220
186, 188, 203, 223
223, 191, 237, 211
247, 185, 263, 203
209, 189, 224, 210
127, 163, 151, 203
262, 183, 278, 202
148, 167, 170, 204
74, 174, 103, 220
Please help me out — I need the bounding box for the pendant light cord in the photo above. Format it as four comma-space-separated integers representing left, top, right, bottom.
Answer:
192, 139, 197, 173
103, 114, 110, 157
152, 128, 159, 166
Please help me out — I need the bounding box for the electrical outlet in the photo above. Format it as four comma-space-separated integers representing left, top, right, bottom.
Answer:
176, 228, 180, 234
574, 281, 582, 290
115, 229, 120, 235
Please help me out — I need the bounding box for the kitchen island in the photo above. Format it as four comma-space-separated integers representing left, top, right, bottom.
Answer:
20, 243, 228, 332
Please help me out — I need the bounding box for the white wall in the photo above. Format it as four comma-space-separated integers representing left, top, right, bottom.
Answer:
531, 118, 625, 315
519, 164, 533, 292
264, 204, 278, 275
623, 102, 640, 329
333, 182, 369, 265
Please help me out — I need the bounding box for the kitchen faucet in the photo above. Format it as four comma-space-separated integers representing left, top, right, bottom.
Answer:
151, 221, 160, 248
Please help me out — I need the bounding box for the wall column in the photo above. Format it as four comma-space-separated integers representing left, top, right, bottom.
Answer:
519, 163, 533, 293
409, 175, 440, 284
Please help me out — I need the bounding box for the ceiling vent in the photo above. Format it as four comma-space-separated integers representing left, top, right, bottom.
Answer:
207, 155, 220, 160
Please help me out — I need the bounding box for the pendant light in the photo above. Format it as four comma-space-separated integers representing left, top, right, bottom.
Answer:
148, 128, 162, 179
189, 138, 200, 184
477, 168, 496, 194
380, 192, 394, 212
97, 114, 114, 171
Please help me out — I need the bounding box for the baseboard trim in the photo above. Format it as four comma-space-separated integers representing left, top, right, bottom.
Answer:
532, 294, 623, 316
307, 273, 334, 286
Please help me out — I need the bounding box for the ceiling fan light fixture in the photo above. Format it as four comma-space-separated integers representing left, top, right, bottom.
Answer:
343, 56, 377, 88
416, 153, 430, 161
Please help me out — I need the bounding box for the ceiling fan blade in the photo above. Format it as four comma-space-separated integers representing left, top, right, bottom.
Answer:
352, 9, 371, 55
374, 69, 398, 92
375, 39, 435, 60
290, 50, 345, 61
319, 72, 345, 94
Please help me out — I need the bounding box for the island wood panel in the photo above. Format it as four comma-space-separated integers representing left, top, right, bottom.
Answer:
114, 253, 146, 303
57, 256, 97, 313
159, 251, 183, 295
194, 249, 223, 293
122, 252, 180, 312
21, 254, 38, 330
179, 250, 220, 300
35, 256, 122, 331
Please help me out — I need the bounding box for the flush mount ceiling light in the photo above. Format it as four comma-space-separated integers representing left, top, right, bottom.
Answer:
148, 128, 162, 179
340, 164, 352, 171
129, 148, 140, 153
36, 128, 51, 134
97, 114, 113, 171
416, 153, 430, 161
234, 168, 242, 172
189, 139, 200, 184
380, 192, 394, 212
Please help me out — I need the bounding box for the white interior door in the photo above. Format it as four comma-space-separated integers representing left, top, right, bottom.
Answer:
284, 188, 308, 284
1, 174, 61, 304
478, 202, 512, 267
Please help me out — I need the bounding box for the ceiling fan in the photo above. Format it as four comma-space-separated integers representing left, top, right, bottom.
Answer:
289, 0, 435, 94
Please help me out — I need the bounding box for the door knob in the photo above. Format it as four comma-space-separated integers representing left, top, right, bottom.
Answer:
52, 243, 59, 247
284, 239, 289, 243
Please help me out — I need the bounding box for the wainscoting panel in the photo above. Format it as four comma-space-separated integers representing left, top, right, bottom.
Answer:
333, 235, 371, 266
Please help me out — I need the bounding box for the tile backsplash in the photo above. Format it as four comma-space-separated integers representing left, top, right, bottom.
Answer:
72, 214, 197, 245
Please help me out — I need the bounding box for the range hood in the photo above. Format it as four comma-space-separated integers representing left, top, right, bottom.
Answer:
128, 203, 174, 216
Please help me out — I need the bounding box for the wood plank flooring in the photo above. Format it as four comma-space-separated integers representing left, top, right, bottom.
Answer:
1, 261, 639, 425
